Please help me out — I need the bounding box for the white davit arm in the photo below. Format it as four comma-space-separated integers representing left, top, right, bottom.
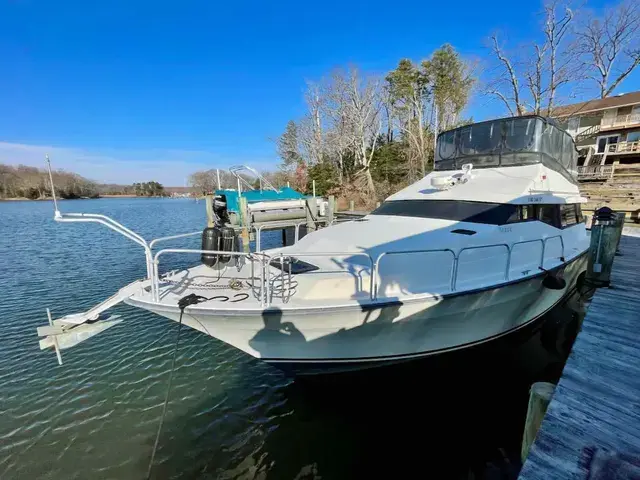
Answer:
39, 156, 154, 364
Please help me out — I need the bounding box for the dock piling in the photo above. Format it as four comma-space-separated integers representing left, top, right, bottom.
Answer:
306, 197, 318, 232
586, 207, 625, 287
613, 212, 626, 255
327, 195, 335, 224
205, 194, 215, 228
239, 196, 250, 253
521, 382, 555, 463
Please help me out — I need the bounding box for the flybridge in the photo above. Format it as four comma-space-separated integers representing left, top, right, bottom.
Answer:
435, 115, 579, 182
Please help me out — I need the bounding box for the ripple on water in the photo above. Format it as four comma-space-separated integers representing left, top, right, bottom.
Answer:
0, 199, 298, 479
0, 198, 575, 479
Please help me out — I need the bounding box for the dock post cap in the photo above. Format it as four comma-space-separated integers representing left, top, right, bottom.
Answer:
530, 381, 556, 401
594, 207, 614, 222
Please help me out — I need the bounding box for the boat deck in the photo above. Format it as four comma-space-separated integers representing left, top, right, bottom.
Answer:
141, 241, 580, 312
151, 260, 374, 310
518, 231, 640, 479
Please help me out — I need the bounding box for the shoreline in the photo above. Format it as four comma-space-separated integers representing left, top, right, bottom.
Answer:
0, 194, 165, 202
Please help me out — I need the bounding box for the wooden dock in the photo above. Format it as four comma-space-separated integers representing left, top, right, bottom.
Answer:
519, 231, 640, 479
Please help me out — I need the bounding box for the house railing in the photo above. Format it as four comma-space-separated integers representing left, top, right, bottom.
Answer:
575, 124, 601, 142
577, 164, 615, 180
602, 112, 640, 129
607, 141, 640, 155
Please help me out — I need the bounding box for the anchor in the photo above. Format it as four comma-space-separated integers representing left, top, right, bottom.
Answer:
36, 280, 144, 364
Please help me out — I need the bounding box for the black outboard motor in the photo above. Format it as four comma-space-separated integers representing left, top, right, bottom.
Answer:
213, 194, 231, 225
201, 225, 238, 269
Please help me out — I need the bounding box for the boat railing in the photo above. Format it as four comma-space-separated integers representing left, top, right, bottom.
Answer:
270, 251, 376, 303
153, 249, 273, 305
371, 235, 565, 300
253, 220, 332, 252
452, 243, 511, 291
373, 249, 457, 299
55, 212, 156, 280
54, 212, 566, 307
149, 231, 202, 249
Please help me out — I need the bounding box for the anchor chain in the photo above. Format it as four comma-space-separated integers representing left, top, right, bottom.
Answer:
160, 277, 247, 291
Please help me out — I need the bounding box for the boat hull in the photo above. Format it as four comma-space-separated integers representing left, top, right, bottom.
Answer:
128, 253, 587, 375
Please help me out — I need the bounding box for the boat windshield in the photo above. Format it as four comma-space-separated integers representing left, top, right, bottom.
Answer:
435, 116, 578, 183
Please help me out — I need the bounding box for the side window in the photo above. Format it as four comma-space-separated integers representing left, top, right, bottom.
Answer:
520, 205, 536, 221
506, 204, 537, 224
560, 204, 577, 227
575, 204, 585, 223
537, 205, 560, 227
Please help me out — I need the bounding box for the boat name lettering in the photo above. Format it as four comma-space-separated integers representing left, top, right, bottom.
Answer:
499, 226, 512, 233
527, 196, 543, 203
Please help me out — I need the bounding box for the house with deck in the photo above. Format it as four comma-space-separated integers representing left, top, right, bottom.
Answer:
552, 91, 640, 218
552, 91, 640, 180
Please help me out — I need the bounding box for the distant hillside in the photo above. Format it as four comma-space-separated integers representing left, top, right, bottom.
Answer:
0, 164, 99, 199
0, 163, 167, 199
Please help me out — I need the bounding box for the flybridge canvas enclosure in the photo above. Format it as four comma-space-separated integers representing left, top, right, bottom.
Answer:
435, 116, 578, 183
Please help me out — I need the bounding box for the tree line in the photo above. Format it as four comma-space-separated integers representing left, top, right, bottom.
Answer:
0, 163, 166, 199
276, 43, 475, 203
132, 181, 165, 197
0, 164, 100, 199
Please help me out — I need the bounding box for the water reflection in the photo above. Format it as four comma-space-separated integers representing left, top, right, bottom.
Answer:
155, 288, 589, 480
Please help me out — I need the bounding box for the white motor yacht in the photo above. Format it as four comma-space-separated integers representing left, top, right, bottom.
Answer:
38, 115, 589, 375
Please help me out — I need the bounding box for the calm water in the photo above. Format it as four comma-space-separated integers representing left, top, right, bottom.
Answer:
0, 198, 582, 479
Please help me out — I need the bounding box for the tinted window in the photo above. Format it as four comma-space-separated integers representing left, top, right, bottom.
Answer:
438, 130, 457, 159
504, 117, 536, 151
507, 204, 536, 223
575, 204, 585, 223
459, 122, 502, 155
560, 204, 577, 227
371, 200, 518, 225
538, 205, 559, 227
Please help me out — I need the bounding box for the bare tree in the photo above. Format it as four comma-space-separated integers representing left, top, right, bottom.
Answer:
488, 34, 525, 116
322, 71, 354, 184
188, 170, 218, 194
298, 82, 325, 166
486, 0, 576, 116
576, 1, 640, 98
341, 67, 383, 195
325, 67, 383, 194
524, 44, 545, 115
543, 0, 574, 113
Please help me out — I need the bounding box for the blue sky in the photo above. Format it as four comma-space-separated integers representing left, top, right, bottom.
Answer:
0, 0, 638, 184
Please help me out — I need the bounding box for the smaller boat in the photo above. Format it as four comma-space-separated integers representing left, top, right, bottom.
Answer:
216, 165, 310, 226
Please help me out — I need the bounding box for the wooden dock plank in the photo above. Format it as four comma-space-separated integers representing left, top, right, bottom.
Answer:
519, 234, 640, 479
